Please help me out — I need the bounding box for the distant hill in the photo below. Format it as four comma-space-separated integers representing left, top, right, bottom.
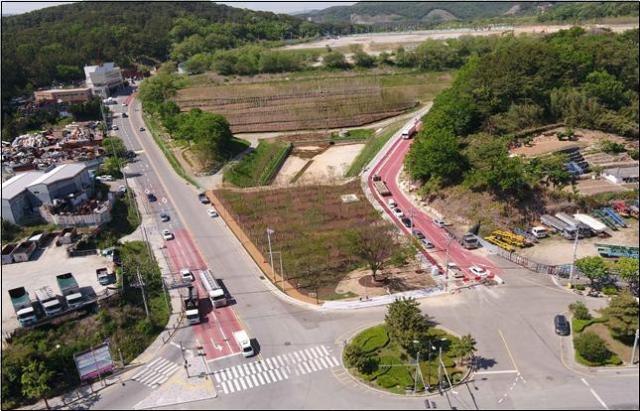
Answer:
300, 1, 545, 25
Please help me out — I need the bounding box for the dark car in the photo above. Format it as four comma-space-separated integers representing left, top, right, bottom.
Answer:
198, 193, 210, 204
147, 193, 157, 202
159, 212, 170, 222
412, 229, 425, 240
554, 315, 570, 336
401, 217, 412, 228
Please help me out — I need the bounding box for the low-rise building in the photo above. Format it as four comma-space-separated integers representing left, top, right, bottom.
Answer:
602, 165, 639, 184
84, 63, 123, 98
34, 87, 93, 104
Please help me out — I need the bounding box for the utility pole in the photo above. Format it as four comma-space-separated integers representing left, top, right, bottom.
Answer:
632, 329, 639, 365
137, 267, 150, 320
180, 341, 190, 378
569, 231, 580, 282
438, 345, 443, 394
266, 228, 275, 282
444, 234, 454, 280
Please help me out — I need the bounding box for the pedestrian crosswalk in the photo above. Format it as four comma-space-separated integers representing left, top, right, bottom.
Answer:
213, 345, 340, 395
130, 357, 181, 389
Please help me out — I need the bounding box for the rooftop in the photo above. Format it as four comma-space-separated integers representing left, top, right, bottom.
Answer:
1, 171, 44, 200
29, 163, 87, 187
603, 166, 639, 179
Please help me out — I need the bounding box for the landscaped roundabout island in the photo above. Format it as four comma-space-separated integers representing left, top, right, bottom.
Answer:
343, 298, 475, 395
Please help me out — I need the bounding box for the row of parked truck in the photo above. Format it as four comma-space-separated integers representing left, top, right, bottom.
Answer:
9, 268, 114, 327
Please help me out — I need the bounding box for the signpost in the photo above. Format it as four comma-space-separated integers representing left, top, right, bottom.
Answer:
74, 343, 115, 382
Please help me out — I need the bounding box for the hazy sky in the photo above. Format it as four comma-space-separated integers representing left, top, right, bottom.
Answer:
1, 1, 357, 15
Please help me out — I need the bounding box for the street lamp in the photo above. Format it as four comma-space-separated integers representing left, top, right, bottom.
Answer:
266, 228, 275, 282
56, 344, 73, 388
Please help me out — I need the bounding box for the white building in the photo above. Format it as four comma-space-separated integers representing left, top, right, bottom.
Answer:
602, 166, 639, 184
84, 63, 124, 98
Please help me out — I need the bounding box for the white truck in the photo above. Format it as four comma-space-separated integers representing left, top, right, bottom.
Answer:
199, 269, 227, 308
56, 273, 84, 309
233, 330, 255, 358
9, 287, 38, 326
34, 286, 63, 317
183, 286, 200, 325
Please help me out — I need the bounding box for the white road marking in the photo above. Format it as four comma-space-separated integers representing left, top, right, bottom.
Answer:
257, 373, 265, 385
581, 378, 609, 410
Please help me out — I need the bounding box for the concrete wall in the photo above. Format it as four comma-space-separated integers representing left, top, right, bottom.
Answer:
2, 191, 32, 225
27, 171, 92, 206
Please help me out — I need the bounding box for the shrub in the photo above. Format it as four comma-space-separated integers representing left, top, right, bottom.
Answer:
575, 284, 586, 291
377, 374, 399, 388
351, 325, 390, 353
574, 332, 610, 364
569, 301, 591, 320
601, 285, 618, 295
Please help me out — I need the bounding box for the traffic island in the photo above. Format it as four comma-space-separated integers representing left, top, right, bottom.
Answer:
341, 298, 472, 395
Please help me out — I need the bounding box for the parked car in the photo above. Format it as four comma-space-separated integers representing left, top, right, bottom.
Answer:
96, 175, 114, 182
469, 266, 489, 277
159, 212, 170, 222
139, 126, 145, 131
162, 229, 174, 240
447, 263, 465, 279
412, 229, 425, 240
147, 193, 157, 202
198, 193, 210, 204
554, 315, 570, 336
433, 218, 447, 228
111, 125, 119, 130
180, 269, 194, 282
420, 238, 434, 249
392, 207, 404, 218
387, 199, 397, 208
118, 185, 127, 194
401, 217, 412, 228
207, 208, 219, 218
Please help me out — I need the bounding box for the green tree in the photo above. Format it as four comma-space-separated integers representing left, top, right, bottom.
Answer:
569, 301, 591, 320
385, 297, 429, 349
604, 291, 639, 342
584, 70, 627, 110
574, 332, 611, 364
452, 334, 477, 366
406, 132, 467, 185
345, 223, 395, 281
350, 45, 375, 68
21, 361, 54, 409
575, 256, 610, 290
343, 344, 378, 374
102, 136, 128, 158
324, 51, 349, 69
611, 258, 639, 296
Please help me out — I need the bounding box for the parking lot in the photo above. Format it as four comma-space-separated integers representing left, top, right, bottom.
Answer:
1, 241, 111, 338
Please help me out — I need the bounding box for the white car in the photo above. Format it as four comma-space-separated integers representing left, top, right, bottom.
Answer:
112, 125, 119, 130
118, 185, 127, 193
392, 207, 404, 218
96, 175, 114, 182
162, 229, 174, 240
447, 262, 465, 278
469, 266, 489, 277
387, 198, 397, 208
180, 269, 194, 282
433, 218, 447, 228
207, 208, 219, 218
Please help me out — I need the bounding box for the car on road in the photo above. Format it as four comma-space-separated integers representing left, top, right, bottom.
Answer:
162, 229, 174, 240
447, 262, 465, 278
118, 185, 127, 193
180, 269, 194, 282
159, 212, 170, 222
96, 175, 114, 182
412, 229, 425, 240
198, 193, 210, 204
433, 218, 447, 228
207, 208, 219, 218
554, 315, 570, 336
392, 207, 404, 218
147, 193, 157, 202
139, 127, 145, 131
387, 199, 397, 208
126, 150, 137, 159
401, 217, 412, 228
111, 125, 119, 130
420, 238, 434, 249
469, 266, 489, 277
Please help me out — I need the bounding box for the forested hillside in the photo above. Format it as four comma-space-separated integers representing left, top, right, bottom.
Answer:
539, 1, 639, 22
406, 27, 639, 198
0, 2, 343, 101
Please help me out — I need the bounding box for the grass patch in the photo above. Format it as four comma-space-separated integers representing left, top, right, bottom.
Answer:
1, 220, 59, 246
571, 317, 607, 334
326, 291, 359, 301
331, 129, 374, 141
345, 121, 404, 177
142, 111, 200, 188
215, 181, 382, 298
224, 141, 290, 187
346, 325, 463, 394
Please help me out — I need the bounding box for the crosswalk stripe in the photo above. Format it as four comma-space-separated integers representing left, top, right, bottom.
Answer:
239, 377, 247, 390
258, 373, 266, 385
146, 357, 164, 368
249, 362, 257, 374
237, 365, 245, 377
314, 358, 324, 370
274, 368, 283, 381
305, 348, 316, 360
302, 362, 312, 374
277, 355, 286, 367
233, 379, 241, 392
243, 364, 250, 375
148, 375, 165, 386
156, 362, 176, 374
156, 376, 169, 386
246, 375, 253, 388
261, 361, 269, 372
228, 380, 235, 393
297, 363, 306, 375
286, 353, 294, 364
264, 371, 272, 384
266, 358, 274, 369
330, 356, 340, 367
299, 350, 308, 361
321, 346, 330, 356
281, 367, 289, 379
294, 351, 301, 363
312, 346, 324, 358
319, 357, 330, 369
220, 370, 229, 381
221, 381, 229, 394
268, 369, 277, 382
138, 372, 158, 384
308, 359, 318, 372
251, 374, 259, 387
214, 373, 221, 383
232, 367, 239, 379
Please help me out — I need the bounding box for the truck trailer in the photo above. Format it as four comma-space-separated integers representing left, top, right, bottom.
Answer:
8, 287, 37, 326
56, 273, 84, 309
199, 269, 227, 308
183, 286, 200, 325
372, 175, 391, 196
96, 267, 116, 286
34, 286, 63, 317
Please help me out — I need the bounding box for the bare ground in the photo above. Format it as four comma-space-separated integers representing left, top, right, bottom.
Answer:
335, 261, 437, 298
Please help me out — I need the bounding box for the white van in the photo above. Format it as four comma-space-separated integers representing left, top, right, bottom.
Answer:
531, 226, 548, 239
233, 330, 255, 358
387, 198, 396, 208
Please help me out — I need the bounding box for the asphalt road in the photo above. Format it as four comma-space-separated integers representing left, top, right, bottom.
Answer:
87, 89, 638, 410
